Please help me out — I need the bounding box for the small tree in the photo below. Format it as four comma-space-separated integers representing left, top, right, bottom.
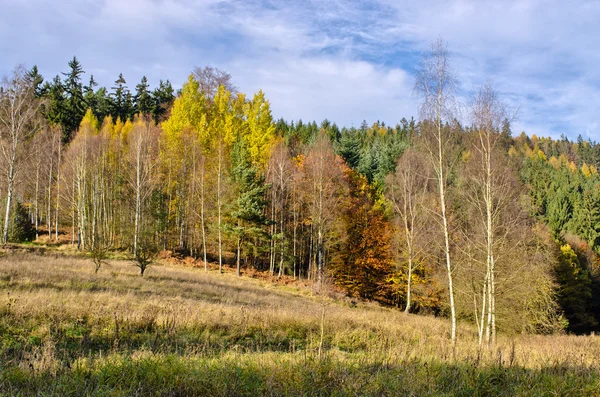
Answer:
8, 201, 35, 243
88, 230, 110, 274
133, 236, 158, 276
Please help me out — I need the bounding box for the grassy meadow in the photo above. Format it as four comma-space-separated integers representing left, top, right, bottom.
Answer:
0, 251, 599, 396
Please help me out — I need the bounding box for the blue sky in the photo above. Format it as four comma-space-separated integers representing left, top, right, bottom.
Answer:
1, 0, 599, 140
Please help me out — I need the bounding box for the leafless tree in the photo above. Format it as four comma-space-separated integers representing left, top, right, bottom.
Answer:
192, 66, 237, 100
0, 65, 43, 244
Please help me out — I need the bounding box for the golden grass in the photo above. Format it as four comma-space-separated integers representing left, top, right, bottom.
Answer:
0, 252, 599, 395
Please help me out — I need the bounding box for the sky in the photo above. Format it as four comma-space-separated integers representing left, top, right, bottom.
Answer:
1, 0, 599, 140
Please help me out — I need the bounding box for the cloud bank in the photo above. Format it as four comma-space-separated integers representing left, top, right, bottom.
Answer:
1, 0, 598, 139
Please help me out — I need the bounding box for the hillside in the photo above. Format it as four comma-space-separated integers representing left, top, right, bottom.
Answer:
0, 252, 599, 396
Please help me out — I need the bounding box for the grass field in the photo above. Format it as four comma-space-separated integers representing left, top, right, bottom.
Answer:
0, 252, 599, 396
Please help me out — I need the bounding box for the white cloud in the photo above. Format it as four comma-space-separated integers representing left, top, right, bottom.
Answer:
1, 0, 599, 138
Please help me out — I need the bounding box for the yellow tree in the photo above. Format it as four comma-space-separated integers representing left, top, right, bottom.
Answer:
162, 75, 207, 253
245, 90, 275, 167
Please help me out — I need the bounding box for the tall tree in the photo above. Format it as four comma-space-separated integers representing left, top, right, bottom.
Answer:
127, 116, 160, 256
0, 65, 43, 243
467, 82, 512, 346
111, 73, 130, 122
62, 56, 86, 141
414, 38, 459, 343
229, 137, 270, 276
302, 131, 347, 282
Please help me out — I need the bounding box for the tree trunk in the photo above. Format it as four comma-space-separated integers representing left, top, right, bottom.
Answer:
217, 142, 223, 274
438, 123, 456, 344
3, 162, 15, 244
201, 162, 207, 271
55, 140, 61, 241
236, 237, 241, 277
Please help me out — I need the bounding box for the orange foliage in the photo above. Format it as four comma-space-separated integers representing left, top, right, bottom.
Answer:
328, 169, 395, 303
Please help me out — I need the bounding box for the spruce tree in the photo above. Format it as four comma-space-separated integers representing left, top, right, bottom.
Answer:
111, 73, 130, 122
84, 75, 98, 116
229, 138, 270, 276
27, 65, 46, 98
45, 75, 66, 128
62, 56, 86, 141
152, 79, 175, 123
134, 76, 154, 116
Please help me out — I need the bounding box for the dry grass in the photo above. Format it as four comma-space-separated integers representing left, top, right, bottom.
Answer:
0, 252, 599, 395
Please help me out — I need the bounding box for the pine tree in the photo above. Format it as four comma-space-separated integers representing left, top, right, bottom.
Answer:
8, 201, 35, 243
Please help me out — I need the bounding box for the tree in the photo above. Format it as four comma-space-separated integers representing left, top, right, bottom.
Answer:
414, 38, 460, 343
8, 201, 35, 243
229, 138, 270, 276
302, 131, 347, 282
554, 244, 596, 333
133, 234, 158, 276
127, 116, 160, 256
386, 149, 430, 313
465, 82, 514, 346
62, 56, 86, 141
111, 73, 130, 122
152, 80, 175, 124
193, 66, 237, 100
334, 169, 395, 302
27, 65, 46, 98
134, 76, 154, 116
268, 139, 294, 277
44, 75, 66, 128
0, 65, 43, 244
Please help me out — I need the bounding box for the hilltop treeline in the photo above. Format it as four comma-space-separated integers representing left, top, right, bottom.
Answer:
2, 45, 600, 339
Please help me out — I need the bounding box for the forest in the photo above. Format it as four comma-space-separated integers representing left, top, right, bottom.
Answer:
2, 39, 600, 345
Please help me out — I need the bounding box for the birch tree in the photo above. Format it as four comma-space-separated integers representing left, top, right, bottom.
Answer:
127, 116, 160, 256
302, 131, 347, 283
0, 65, 43, 244
414, 38, 459, 343
386, 149, 430, 313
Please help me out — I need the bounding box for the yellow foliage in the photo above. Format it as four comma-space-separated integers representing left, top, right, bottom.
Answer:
244, 90, 275, 167
508, 146, 518, 157
79, 109, 99, 133
121, 119, 133, 144
113, 117, 124, 139
581, 163, 592, 178
567, 161, 577, 174
537, 149, 547, 161
548, 156, 560, 170
461, 150, 471, 162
